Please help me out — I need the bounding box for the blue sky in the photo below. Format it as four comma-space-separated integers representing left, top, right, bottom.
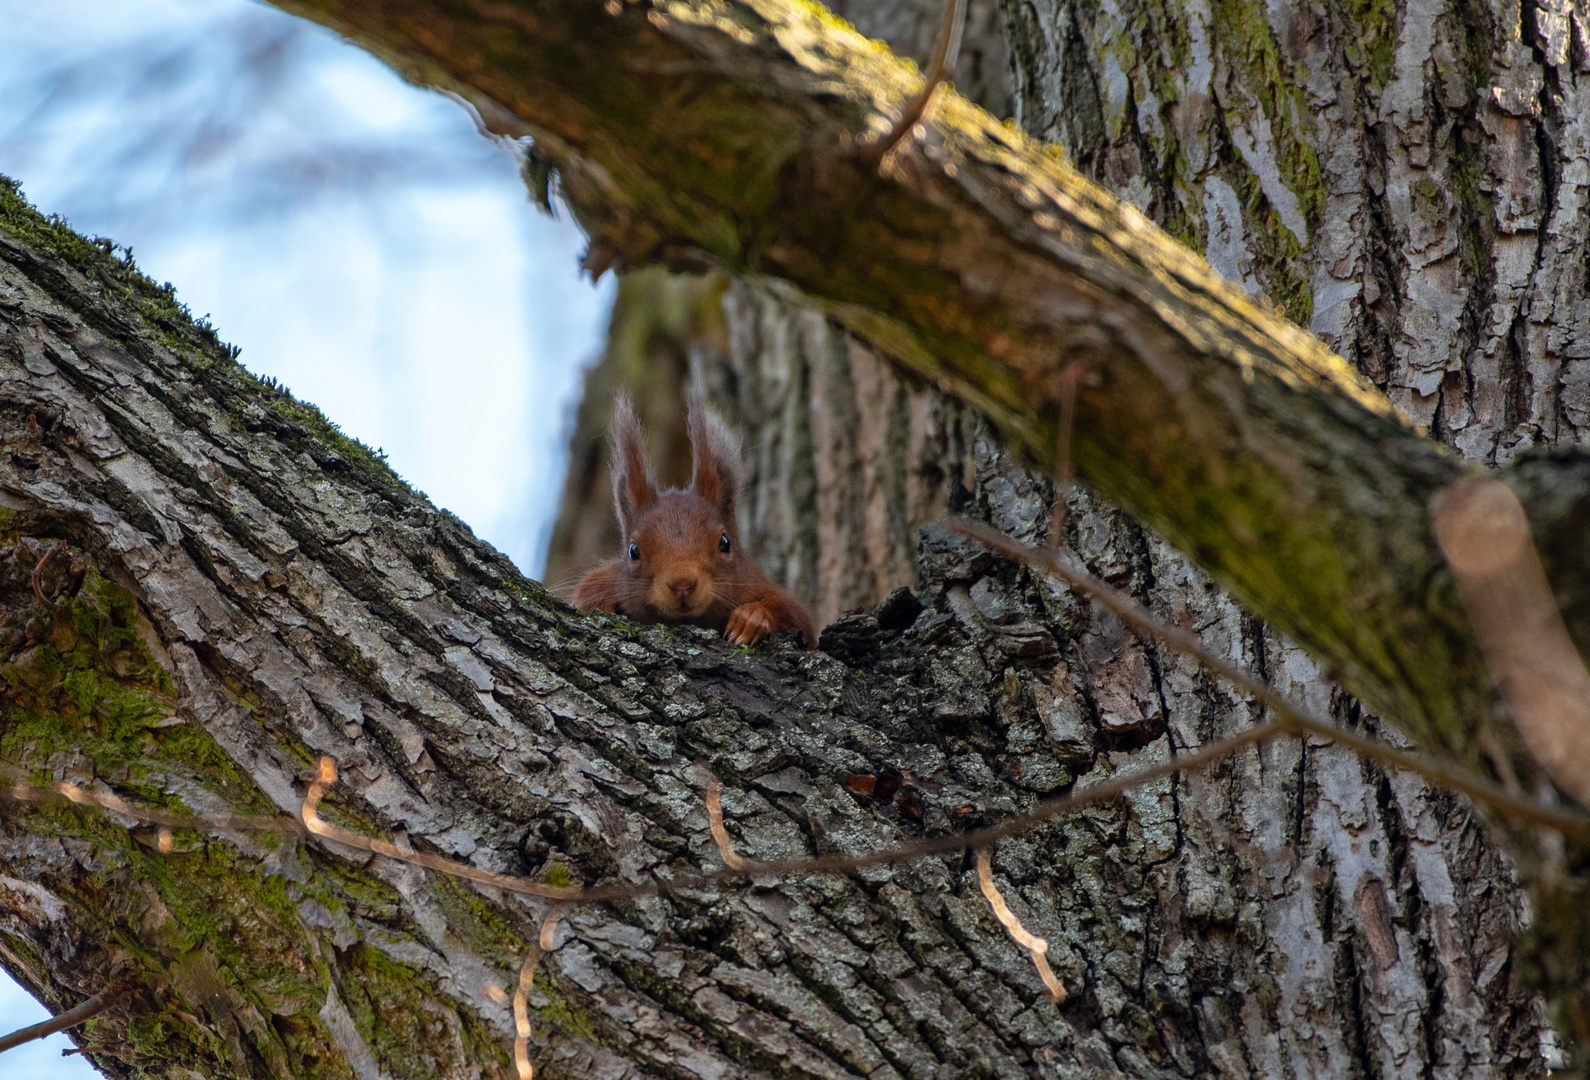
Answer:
0, 0, 613, 1071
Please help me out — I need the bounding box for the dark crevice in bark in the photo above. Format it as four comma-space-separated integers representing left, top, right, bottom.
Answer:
1451, 0, 1503, 450
1356, 120, 1404, 392
1503, 311, 1534, 443
1004, 0, 1052, 143
1338, 884, 1379, 1080
1056, 2, 1108, 168
1511, 0, 1561, 450
1292, 735, 1310, 855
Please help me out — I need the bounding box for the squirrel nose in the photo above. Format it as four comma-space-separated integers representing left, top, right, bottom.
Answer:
671, 578, 697, 600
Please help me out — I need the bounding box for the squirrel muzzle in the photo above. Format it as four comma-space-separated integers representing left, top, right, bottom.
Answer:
652, 567, 714, 618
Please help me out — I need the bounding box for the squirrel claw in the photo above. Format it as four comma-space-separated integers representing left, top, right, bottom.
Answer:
725, 604, 774, 647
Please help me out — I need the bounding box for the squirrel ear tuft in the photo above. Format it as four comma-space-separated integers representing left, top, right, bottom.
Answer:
610, 395, 658, 537
688, 400, 744, 520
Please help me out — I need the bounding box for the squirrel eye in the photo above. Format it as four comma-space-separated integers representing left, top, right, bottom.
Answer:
718, 533, 731, 554
627, 543, 640, 561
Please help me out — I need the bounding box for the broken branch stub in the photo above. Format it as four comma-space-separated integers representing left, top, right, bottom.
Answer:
1434, 477, 1590, 805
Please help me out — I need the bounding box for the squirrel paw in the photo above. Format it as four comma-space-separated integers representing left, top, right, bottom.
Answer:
724, 602, 777, 646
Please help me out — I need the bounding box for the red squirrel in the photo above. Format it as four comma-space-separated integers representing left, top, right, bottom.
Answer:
573, 398, 817, 649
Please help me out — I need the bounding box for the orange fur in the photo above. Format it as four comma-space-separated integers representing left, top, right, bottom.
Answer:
574, 399, 817, 649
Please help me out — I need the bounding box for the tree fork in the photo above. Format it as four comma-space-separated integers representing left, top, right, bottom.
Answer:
268, 0, 1590, 1061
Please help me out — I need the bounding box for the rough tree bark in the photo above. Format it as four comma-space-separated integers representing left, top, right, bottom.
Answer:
539, 0, 1590, 1071
553, 279, 1566, 1079
1, 0, 1588, 1077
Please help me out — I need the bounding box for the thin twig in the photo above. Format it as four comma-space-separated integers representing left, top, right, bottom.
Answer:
539, 903, 567, 951
661, 720, 1288, 893
946, 516, 1590, 839
301, 758, 581, 900
0, 985, 121, 1056
977, 848, 1065, 1000
506, 904, 566, 1079
861, 0, 967, 164
287, 719, 1287, 906
12, 650, 1578, 937
15, 732, 1286, 911
705, 777, 746, 871
512, 951, 535, 1080
2, 778, 300, 839
62, 1045, 122, 1057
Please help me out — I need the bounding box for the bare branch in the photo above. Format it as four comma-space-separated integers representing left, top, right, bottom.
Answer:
296, 731, 1286, 903
0, 982, 127, 1056
299, 757, 581, 900
18, 736, 1279, 912
16, 706, 1552, 930
947, 516, 1590, 838
3, 776, 300, 838
513, 952, 535, 1080
539, 904, 567, 951
29, 542, 63, 613
704, 775, 747, 871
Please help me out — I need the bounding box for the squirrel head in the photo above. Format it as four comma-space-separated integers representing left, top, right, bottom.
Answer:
609, 396, 747, 621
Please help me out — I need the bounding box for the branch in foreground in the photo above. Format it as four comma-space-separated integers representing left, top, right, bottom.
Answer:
4, 777, 301, 840
483, 903, 567, 1079
7, 722, 1286, 909
976, 848, 1066, 1001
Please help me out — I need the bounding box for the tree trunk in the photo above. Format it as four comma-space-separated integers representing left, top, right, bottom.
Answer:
1003, 0, 1590, 460
1002, 0, 1590, 1062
